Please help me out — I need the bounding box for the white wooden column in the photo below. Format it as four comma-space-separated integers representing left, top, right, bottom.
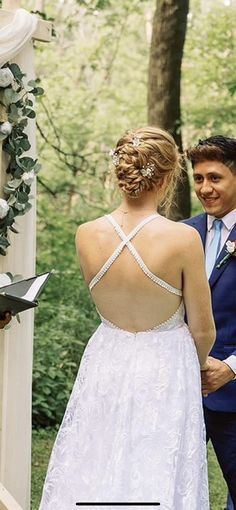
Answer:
0, 2, 52, 509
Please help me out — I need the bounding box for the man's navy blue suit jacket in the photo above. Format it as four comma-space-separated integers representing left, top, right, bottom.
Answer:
184, 213, 236, 412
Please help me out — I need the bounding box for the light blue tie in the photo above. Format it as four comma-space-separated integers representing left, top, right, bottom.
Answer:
205, 219, 223, 279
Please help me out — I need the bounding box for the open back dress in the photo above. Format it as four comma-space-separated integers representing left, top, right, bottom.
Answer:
39, 214, 209, 510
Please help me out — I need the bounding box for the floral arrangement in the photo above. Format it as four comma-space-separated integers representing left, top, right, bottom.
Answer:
217, 240, 236, 269
0, 62, 44, 255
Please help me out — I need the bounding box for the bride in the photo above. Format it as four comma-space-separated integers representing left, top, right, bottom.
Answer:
39, 126, 215, 509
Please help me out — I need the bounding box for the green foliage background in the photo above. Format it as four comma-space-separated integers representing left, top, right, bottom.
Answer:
12, 0, 235, 427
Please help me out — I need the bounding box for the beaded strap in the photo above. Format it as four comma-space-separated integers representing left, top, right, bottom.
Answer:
89, 213, 182, 297
89, 214, 158, 291
104, 214, 182, 296
89, 240, 127, 290
126, 241, 182, 296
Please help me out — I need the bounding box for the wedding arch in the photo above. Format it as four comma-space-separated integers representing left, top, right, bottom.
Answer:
0, 2, 52, 509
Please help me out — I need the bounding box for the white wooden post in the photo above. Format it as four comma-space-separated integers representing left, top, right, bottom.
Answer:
0, 483, 23, 510
0, 2, 52, 508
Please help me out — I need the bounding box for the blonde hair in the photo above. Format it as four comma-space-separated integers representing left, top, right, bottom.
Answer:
113, 126, 182, 214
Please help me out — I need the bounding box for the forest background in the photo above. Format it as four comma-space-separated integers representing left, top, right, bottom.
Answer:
29, 0, 235, 428
4, 0, 234, 506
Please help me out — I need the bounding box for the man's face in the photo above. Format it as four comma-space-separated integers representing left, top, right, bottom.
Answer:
193, 160, 236, 218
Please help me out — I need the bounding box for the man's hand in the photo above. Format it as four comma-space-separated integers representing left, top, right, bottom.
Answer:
201, 356, 235, 396
0, 312, 11, 329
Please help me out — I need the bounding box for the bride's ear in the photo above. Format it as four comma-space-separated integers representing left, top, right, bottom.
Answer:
157, 174, 169, 191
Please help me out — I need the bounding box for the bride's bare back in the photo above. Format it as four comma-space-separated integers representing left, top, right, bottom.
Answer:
76, 210, 213, 343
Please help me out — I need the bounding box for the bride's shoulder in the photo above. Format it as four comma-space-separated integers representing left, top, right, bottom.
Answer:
158, 217, 202, 245
76, 216, 108, 240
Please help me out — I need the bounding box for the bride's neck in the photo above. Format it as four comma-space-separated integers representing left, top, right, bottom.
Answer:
118, 192, 159, 215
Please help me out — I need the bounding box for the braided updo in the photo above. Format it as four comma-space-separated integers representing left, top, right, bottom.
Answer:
112, 126, 182, 211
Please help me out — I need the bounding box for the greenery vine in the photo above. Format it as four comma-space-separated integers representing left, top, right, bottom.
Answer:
0, 62, 44, 256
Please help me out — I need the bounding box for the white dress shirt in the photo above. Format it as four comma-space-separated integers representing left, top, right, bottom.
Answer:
206, 208, 236, 252
205, 208, 236, 376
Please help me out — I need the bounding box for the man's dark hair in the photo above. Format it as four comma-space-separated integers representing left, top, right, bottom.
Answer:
186, 135, 236, 173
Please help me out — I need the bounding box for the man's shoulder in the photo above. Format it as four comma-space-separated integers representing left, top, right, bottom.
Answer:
182, 213, 206, 227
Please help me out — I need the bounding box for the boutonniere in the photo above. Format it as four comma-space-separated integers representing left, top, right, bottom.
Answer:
217, 240, 236, 269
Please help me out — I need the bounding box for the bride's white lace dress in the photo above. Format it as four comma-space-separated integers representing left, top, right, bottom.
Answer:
39, 215, 209, 510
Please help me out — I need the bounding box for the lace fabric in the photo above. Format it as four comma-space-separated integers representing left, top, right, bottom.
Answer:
39, 215, 209, 509
39, 316, 209, 510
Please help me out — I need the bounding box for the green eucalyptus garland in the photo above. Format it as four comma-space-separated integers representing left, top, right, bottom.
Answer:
0, 62, 44, 256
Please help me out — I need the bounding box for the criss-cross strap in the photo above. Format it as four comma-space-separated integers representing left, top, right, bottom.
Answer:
89, 214, 158, 291
89, 214, 182, 297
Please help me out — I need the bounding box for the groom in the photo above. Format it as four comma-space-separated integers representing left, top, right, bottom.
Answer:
185, 135, 236, 509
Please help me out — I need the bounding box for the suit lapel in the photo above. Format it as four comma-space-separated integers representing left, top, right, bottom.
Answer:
190, 213, 207, 246
209, 223, 236, 288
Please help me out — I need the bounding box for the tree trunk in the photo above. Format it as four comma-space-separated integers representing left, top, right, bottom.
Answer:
148, 0, 190, 220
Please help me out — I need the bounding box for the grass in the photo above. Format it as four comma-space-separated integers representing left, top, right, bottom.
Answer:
31, 429, 227, 510
208, 442, 227, 510
31, 428, 57, 510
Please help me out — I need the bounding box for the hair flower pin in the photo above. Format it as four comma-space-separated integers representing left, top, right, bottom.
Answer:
216, 240, 236, 269
131, 135, 142, 147
140, 163, 155, 178
109, 149, 120, 167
